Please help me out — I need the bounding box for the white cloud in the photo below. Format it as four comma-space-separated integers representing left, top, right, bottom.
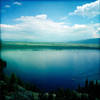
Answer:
13, 1, 22, 6
35, 14, 47, 19
5, 5, 11, 8
3, 1, 22, 10
0, 24, 15, 28
93, 27, 100, 38
0, 14, 100, 41
69, 0, 100, 18
60, 17, 68, 21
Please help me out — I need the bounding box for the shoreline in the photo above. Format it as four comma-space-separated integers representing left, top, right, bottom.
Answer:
1, 42, 100, 50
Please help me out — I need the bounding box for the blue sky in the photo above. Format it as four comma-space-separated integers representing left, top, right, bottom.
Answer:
0, 0, 100, 42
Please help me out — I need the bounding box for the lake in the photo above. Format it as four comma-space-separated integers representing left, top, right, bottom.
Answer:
1, 48, 100, 91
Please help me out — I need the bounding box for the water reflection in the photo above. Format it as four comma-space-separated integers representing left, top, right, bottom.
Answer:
1, 48, 100, 90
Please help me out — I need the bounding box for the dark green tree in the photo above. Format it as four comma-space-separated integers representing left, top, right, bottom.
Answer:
8, 73, 17, 92
77, 84, 81, 92
0, 59, 7, 100
85, 79, 88, 89
0, 59, 7, 81
0, 81, 7, 100
17, 77, 24, 87
56, 88, 65, 97
81, 93, 89, 100
48, 93, 53, 100
65, 88, 72, 99
96, 80, 98, 87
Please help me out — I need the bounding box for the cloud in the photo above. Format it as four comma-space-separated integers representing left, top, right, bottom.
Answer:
0, 24, 15, 28
93, 27, 100, 38
35, 14, 47, 19
5, 5, 11, 8
60, 17, 68, 21
0, 14, 100, 41
3, 1, 22, 10
13, 1, 22, 6
69, 0, 100, 18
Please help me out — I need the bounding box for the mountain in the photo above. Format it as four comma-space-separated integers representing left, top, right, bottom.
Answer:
69, 38, 100, 44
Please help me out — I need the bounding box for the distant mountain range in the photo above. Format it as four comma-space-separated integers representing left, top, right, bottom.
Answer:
69, 38, 100, 44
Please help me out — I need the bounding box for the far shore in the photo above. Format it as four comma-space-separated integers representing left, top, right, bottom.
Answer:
0, 41, 100, 50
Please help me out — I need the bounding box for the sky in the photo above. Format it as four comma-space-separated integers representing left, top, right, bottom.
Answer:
0, 0, 100, 42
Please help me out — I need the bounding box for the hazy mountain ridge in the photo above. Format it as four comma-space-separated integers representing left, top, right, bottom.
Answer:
69, 38, 100, 44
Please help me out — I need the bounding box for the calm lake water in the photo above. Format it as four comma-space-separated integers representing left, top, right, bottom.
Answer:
1, 48, 100, 90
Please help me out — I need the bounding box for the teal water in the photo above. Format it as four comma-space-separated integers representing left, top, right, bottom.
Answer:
1, 48, 100, 90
